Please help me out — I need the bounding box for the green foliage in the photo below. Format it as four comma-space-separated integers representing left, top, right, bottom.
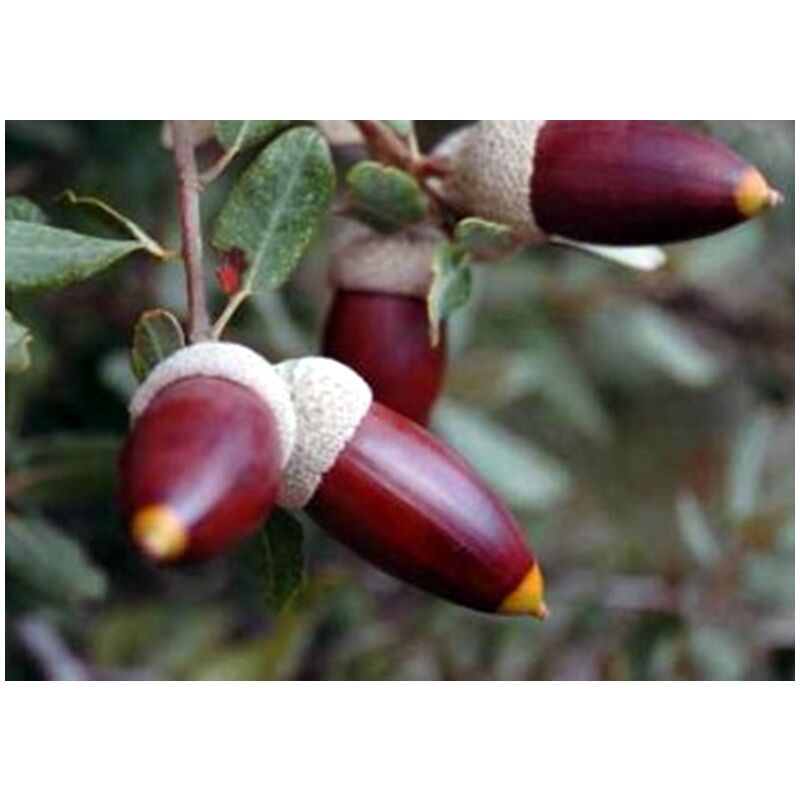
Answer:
7, 434, 120, 505
130, 309, 185, 381
212, 126, 335, 291
5, 195, 47, 223
427, 242, 471, 345
454, 217, 516, 259
626, 305, 721, 387
5, 310, 32, 373
5, 221, 144, 291
215, 120, 290, 152
6, 516, 107, 607
434, 400, 571, 511
60, 191, 169, 259
346, 160, 429, 231
259, 510, 305, 612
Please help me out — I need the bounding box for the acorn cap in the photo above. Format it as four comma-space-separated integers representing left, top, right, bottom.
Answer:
329, 219, 444, 298
275, 357, 373, 508
129, 342, 297, 468
434, 120, 548, 242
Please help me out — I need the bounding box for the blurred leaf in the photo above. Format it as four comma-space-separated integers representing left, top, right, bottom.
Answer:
145, 608, 232, 678
454, 217, 516, 260
6, 515, 107, 607
6, 120, 80, 155
628, 305, 721, 388
61, 190, 169, 259
99, 349, 138, 402
676, 491, 722, 567
523, 331, 611, 441
427, 243, 472, 346
346, 160, 428, 231
191, 576, 336, 680
215, 120, 290, 152
433, 400, 571, 510
5, 195, 46, 223
5, 310, 32, 373
743, 552, 794, 607
726, 412, 772, 523
91, 605, 164, 669
7, 434, 120, 504
5, 221, 143, 291
130, 309, 185, 381
259, 510, 305, 612
212, 126, 335, 291
689, 627, 747, 680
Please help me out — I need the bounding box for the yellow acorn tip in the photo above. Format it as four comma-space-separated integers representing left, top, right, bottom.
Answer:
735, 167, 783, 218
132, 504, 188, 562
499, 563, 549, 620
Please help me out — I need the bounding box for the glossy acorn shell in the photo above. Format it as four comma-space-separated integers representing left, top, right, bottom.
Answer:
531, 120, 762, 245
307, 401, 535, 612
119, 375, 282, 561
322, 290, 445, 426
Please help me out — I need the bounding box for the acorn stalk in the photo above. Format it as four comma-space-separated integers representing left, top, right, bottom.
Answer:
276, 357, 547, 618
119, 343, 296, 562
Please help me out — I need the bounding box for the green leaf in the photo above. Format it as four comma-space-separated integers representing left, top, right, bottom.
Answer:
5, 515, 107, 606
5, 195, 46, 223
259, 509, 305, 612
5, 221, 144, 291
726, 412, 773, 523
215, 120, 290, 152
61, 190, 169, 259
433, 400, 572, 511
427, 242, 472, 346
628, 305, 721, 388
676, 491, 722, 567
5, 310, 32, 373
347, 160, 429, 231
212, 126, 335, 291
454, 217, 516, 259
130, 309, 185, 381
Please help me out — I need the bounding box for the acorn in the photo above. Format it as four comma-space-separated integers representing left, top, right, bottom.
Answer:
276, 357, 547, 618
322, 221, 446, 425
436, 120, 782, 245
119, 342, 296, 562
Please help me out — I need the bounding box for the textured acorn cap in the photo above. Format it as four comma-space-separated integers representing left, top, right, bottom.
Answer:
329, 219, 444, 298
434, 120, 547, 243
275, 357, 373, 509
129, 342, 297, 468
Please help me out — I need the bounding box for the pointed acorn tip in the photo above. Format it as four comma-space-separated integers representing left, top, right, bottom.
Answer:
735, 167, 783, 218
132, 504, 188, 562
499, 563, 549, 620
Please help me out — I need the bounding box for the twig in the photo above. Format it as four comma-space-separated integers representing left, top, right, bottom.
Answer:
212, 289, 250, 339
171, 121, 212, 342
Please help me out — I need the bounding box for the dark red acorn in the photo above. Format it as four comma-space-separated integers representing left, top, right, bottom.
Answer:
120, 343, 296, 563
322, 222, 445, 426
437, 120, 782, 246
323, 290, 445, 425
276, 357, 546, 618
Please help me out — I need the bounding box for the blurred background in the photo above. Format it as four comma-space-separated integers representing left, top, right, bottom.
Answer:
5, 120, 795, 680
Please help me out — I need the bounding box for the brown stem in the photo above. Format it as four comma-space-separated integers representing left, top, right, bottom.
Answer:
171, 121, 212, 342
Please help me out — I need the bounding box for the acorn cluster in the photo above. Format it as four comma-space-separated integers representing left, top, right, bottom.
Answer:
120, 120, 781, 619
